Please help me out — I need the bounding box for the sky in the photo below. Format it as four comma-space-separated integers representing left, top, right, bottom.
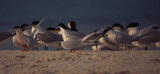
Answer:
0, 0, 160, 49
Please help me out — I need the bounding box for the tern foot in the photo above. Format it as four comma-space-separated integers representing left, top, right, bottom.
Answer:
69, 49, 76, 53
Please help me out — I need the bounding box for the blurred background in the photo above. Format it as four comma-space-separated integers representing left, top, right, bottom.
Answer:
0, 0, 160, 50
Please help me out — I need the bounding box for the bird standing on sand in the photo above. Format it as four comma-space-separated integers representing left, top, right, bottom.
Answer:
36, 26, 64, 51
58, 23, 103, 52
13, 26, 36, 51
13, 18, 44, 51
131, 25, 160, 50
102, 24, 152, 51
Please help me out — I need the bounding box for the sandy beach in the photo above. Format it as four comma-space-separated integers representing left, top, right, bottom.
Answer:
0, 50, 160, 74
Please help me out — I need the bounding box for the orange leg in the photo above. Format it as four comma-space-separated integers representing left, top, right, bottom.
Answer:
70, 49, 73, 53
27, 46, 29, 52
70, 48, 76, 53
22, 45, 26, 51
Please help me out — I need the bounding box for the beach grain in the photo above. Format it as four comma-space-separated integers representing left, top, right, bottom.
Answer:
0, 50, 160, 74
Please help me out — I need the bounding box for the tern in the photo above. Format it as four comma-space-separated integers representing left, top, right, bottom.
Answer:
37, 22, 82, 51
131, 25, 160, 50
125, 23, 139, 35
67, 21, 78, 31
97, 23, 124, 51
58, 24, 102, 52
112, 23, 123, 32
36, 27, 64, 50
13, 18, 44, 51
102, 24, 152, 51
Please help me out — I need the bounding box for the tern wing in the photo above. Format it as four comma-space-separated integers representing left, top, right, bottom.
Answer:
0, 32, 14, 41
135, 24, 159, 36
82, 29, 103, 43
37, 31, 63, 43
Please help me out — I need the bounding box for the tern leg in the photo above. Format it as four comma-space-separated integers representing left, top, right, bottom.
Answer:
127, 45, 130, 50
74, 48, 77, 52
58, 48, 62, 51
145, 47, 148, 50
57, 48, 59, 51
126, 45, 130, 50
120, 44, 123, 51
47, 47, 48, 50
78, 48, 83, 50
35, 47, 38, 50
124, 45, 127, 50
22, 45, 26, 51
77, 48, 79, 50
70, 49, 73, 52
96, 45, 98, 51
70, 48, 76, 53
27, 46, 29, 51
44, 46, 48, 50
80, 48, 83, 50
32, 47, 37, 50
44, 46, 46, 50
116, 45, 119, 51
60, 48, 62, 51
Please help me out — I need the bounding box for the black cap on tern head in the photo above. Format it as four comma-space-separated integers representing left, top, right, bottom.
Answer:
69, 21, 76, 26
20, 24, 30, 31
20, 24, 28, 28
14, 26, 21, 29
32, 21, 40, 24
31, 21, 40, 26
126, 23, 139, 29
46, 27, 57, 31
57, 23, 65, 27
112, 23, 123, 29
104, 26, 112, 32
57, 23, 68, 29
101, 26, 112, 37
92, 29, 99, 33
68, 21, 78, 31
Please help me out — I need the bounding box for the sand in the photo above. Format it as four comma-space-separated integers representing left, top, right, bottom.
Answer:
0, 50, 160, 74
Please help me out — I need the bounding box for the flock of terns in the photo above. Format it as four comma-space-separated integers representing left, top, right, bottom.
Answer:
0, 18, 160, 52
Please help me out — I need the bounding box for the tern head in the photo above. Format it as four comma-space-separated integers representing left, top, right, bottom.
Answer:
14, 26, 21, 29
14, 26, 22, 35
68, 21, 78, 31
46, 27, 57, 31
14, 26, 22, 32
68, 21, 76, 28
57, 23, 68, 29
101, 27, 112, 37
125, 23, 139, 30
92, 29, 100, 33
112, 23, 123, 32
31, 21, 40, 26
20, 24, 30, 31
